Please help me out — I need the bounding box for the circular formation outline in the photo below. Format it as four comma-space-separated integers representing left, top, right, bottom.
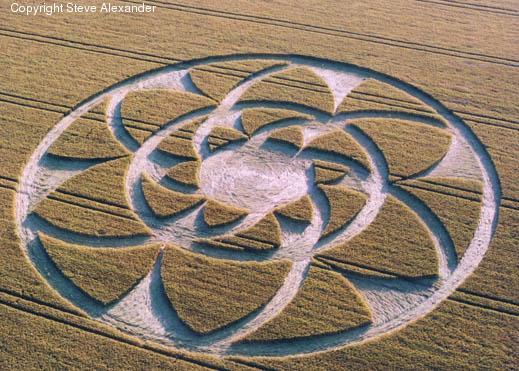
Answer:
15, 54, 500, 357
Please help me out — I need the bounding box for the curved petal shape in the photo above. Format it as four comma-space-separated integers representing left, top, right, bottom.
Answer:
306, 129, 371, 171
275, 195, 313, 223
203, 199, 248, 227
141, 174, 204, 218
240, 108, 311, 136
318, 195, 439, 278
244, 265, 372, 341
313, 160, 348, 184
189, 60, 286, 102
351, 119, 451, 179
48, 100, 129, 160
399, 177, 483, 259
161, 246, 291, 334
207, 126, 247, 152
268, 126, 304, 149
201, 212, 282, 251
165, 160, 201, 188
121, 90, 215, 144
39, 233, 160, 304
319, 185, 367, 238
33, 157, 151, 237
338, 78, 439, 119
157, 117, 206, 160
48, 157, 133, 208
240, 67, 335, 114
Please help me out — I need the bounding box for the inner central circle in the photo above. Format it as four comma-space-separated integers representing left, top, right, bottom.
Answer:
200, 145, 309, 212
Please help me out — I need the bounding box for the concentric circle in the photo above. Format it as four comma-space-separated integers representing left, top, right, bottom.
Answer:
15, 55, 500, 357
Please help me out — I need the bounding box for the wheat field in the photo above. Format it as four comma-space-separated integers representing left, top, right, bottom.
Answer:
0, 1, 517, 369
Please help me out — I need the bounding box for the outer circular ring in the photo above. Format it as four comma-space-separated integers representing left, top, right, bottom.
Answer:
15, 54, 500, 357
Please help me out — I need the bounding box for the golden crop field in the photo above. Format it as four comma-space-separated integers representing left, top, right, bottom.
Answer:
0, 0, 517, 369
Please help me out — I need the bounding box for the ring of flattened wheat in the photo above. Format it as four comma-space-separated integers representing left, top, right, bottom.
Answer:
15, 55, 500, 357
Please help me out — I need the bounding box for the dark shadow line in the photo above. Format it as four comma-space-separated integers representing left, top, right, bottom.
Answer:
0, 298, 226, 370
27, 214, 152, 247
348, 93, 436, 115
414, 0, 519, 16
447, 297, 519, 317
46, 194, 136, 221
124, 0, 519, 64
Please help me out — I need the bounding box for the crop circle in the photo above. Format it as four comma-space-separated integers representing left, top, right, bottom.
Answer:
15, 55, 499, 357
